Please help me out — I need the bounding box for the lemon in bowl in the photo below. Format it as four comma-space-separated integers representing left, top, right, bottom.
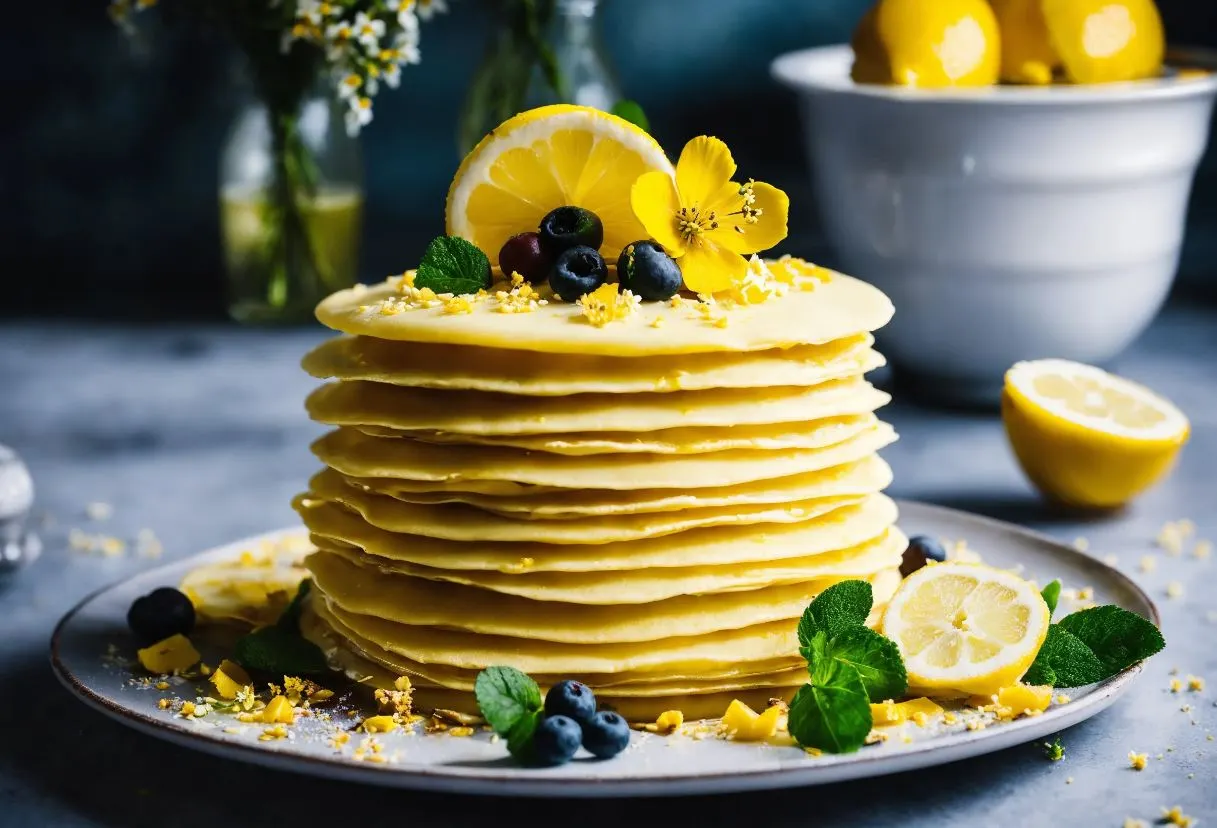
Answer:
770, 42, 1217, 403
851, 0, 1000, 88
1002, 359, 1189, 509
993, 0, 1165, 85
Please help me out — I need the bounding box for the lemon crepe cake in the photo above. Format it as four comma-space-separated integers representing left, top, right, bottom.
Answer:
294, 105, 901, 721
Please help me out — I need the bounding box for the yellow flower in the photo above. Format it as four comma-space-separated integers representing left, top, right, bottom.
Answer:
630, 137, 789, 294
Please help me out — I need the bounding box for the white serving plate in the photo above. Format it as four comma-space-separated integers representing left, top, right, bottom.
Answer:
51, 500, 1155, 798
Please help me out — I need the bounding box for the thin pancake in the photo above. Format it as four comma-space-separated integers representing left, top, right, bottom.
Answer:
296, 493, 899, 571
306, 377, 889, 436
346, 454, 893, 518
320, 598, 804, 674
359, 414, 878, 456
302, 608, 805, 720
308, 548, 902, 644
306, 471, 865, 544
310, 423, 897, 490
315, 270, 895, 356
309, 528, 906, 604
302, 333, 881, 396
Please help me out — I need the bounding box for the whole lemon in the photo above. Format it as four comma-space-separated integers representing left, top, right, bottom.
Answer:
852, 0, 1001, 88
991, 0, 1166, 84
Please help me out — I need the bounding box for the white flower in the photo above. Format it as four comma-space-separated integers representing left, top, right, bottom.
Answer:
297, 0, 323, 25
394, 27, 421, 64
344, 96, 373, 137
352, 12, 385, 50
416, 0, 447, 20
336, 73, 362, 100
325, 21, 354, 59
396, 6, 420, 35
381, 62, 401, 89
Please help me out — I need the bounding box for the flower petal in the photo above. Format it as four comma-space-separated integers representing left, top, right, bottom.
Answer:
717, 181, 790, 255
630, 171, 686, 255
679, 239, 748, 295
676, 137, 737, 209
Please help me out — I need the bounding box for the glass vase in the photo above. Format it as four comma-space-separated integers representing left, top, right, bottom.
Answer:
220, 72, 364, 324
457, 0, 622, 154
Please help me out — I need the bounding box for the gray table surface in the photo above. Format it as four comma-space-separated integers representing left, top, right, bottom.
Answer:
1, 309, 1214, 828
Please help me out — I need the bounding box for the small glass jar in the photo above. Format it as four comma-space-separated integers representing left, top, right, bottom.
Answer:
219, 72, 364, 324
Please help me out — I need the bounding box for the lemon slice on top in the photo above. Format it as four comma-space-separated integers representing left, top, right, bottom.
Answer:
1002, 359, 1189, 509
446, 105, 675, 263
882, 562, 1051, 697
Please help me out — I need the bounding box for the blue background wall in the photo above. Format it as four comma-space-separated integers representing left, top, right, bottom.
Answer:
5, 0, 1215, 318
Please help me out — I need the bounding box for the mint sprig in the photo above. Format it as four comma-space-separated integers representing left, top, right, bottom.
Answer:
233, 579, 329, 675
788, 581, 908, 754
788, 660, 873, 754
1024, 604, 1164, 688
414, 235, 492, 295
475, 666, 544, 761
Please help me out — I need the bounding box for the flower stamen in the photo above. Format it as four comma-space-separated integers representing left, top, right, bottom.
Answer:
677, 206, 719, 243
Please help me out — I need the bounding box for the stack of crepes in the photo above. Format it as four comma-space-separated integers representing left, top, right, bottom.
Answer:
294, 263, 902, 721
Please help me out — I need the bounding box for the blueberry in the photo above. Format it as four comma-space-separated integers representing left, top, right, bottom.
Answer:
539, 206, 604, 257
549, 246, 608, 302
498, 232, 552, 284
581, 710, 630, 759
617, 240, 682, 301
127, 586, 196, 646
900, 535, 948, 577
544, 679, 597, 724
531, 715, 583, 766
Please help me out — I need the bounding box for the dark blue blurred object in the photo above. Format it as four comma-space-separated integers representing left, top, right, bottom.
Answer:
3, 0, 1214, 318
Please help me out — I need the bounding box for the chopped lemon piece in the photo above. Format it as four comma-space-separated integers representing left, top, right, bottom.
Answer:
881, 562, 1051, 697
361, 715, 399, 734
996, 683, 1053, 714
209, 659, 251, 700
721, 699, 784, 741
654, 710, 684, 734
262, 695, 295, 724
136, 634, 200, 675
871, 697, 945, 727
1003, 359, 1189, 509
446, 105, 673, 264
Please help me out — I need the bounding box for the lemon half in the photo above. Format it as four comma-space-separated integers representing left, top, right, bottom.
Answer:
851, 0, 1000, 88
881, 562, 1051, 697
991, 0, 1166, 85
445, 105, 675, 263
1003, 359, 1189, 509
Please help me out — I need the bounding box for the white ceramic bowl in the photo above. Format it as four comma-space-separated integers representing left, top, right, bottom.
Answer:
772, 45, 1217, 405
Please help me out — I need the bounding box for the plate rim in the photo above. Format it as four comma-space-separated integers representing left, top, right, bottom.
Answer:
49, 501, 1158, 798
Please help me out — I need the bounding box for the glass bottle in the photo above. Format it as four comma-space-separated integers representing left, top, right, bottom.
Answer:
219, 71, 364, 324
458, 0, 622, 154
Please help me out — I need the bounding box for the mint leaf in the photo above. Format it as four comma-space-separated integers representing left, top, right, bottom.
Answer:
825, 626, 908, 702
1022, 660, 1057, 687
610, 99, 649, 132
415, 236, 492, 295
234, 626, 328, 675
506, 708, 543, 762
1023, 625, 1105, 688
278, 579, 312, 631
1041, 579, 1061, 617
799, 629, 829, 669
799, 580, 873, 643
474, 666, 542, 736
1057, 606, 1165, 681
787, 660, 872, 754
